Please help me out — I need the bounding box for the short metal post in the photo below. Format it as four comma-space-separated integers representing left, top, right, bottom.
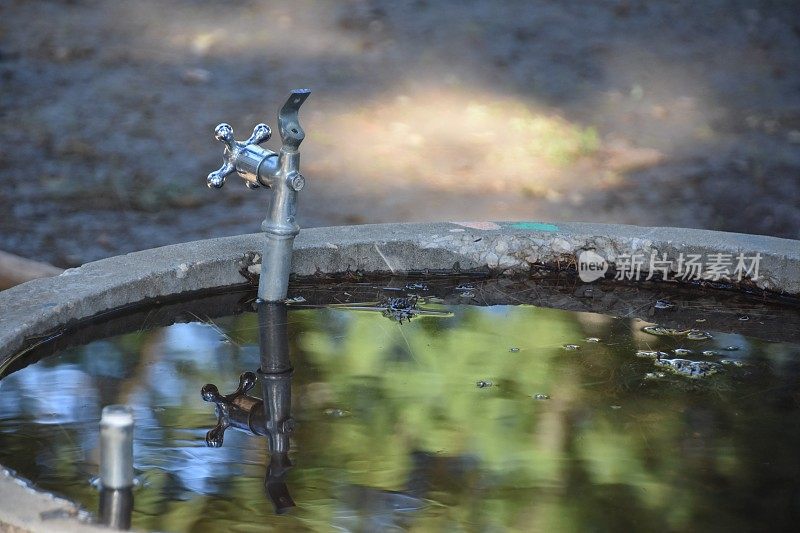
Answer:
99, 405, 134, 529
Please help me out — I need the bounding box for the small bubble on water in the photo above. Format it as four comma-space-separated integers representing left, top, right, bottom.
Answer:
695, 318, 707, 323
405, 282, 429, 291
533, 393, 550, 400
673, 348, 693, 356
563, 344, 581, 351
324, 408, 350, 418
476, 380, 493, 388
723, 346, 741, 351
286, 295, 306, 303
654, 299, 674, 309
610, 405, 622, 410
702, 350, 718, 357
645, 371, 667, 380
585, 337, 601, 343
509, 347, 520, 353
737, 314, 750, 321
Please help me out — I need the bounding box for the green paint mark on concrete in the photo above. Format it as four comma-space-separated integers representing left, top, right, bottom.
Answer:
508, 222, 560, 232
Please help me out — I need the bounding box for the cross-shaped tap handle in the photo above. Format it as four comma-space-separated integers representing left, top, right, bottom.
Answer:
207, 123, 272, 189
201, 371, 266, 447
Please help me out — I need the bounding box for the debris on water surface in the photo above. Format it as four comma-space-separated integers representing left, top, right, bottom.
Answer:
455, 283, 476, 298
509, 347, 520, 353
645, 371, 667, 380
610, 405, 622, 410
324, 408, 351, 418
686, 330, 713, 340
654, 299, 674, 309
673, 348, 693, 356
563, 344, 581, 351
654, 358, 722, 378
737, 314, 750, 321
723, 346, 741, 351
642, 325, 712, 341
585, 337, 601, 343
702, 350, 719, 357
476, 380, 493, 388
636, 350, 668, 359
642, 325, 685, 336
381, 296, 418, 323
533, 393, 550, 400
404, 282, 429, 292
285, 295, 306, 303
344, 297, 451, 323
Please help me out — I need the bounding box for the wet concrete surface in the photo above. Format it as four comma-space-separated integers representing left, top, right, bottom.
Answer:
1, 0, 799, 267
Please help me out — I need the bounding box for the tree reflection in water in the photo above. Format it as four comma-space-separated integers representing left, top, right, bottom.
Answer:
0, 282, 799, 531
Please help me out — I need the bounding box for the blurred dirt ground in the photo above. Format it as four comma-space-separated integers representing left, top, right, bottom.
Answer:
1, 0, 799, 267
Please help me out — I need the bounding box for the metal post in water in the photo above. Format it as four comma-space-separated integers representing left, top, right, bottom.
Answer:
199, 303, 297, 514
258, 302, 296, 513
99, 405, 134, 529
98, 487, 134, 530
207, 89, 311, 302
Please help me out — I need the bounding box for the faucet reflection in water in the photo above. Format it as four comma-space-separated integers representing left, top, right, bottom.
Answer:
200, 296, 456, 522
206, 89, 311, 302
201, 303, 296, 513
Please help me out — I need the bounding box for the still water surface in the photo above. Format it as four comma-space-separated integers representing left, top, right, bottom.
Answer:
1, 288, 799, 532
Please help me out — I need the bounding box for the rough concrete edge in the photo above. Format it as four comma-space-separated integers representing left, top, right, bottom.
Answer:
0, 468, 107, 532
0, 221, 798, 532
1, 221, 798, 365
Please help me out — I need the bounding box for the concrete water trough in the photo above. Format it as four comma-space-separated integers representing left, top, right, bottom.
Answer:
1, 221, 799, 531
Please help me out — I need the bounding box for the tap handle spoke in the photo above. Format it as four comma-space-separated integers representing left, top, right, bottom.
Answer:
207, 160, 235, 189
245, 123, 272, 146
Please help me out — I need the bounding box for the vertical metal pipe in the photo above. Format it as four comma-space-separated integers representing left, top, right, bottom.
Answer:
258, 233, 296, 302
99, 405, 134, 490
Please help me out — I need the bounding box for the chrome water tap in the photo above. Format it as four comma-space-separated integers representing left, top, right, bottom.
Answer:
207, 89, 311, 301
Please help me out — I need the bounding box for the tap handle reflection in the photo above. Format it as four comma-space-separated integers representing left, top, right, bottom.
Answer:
201, 371, 266, 447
